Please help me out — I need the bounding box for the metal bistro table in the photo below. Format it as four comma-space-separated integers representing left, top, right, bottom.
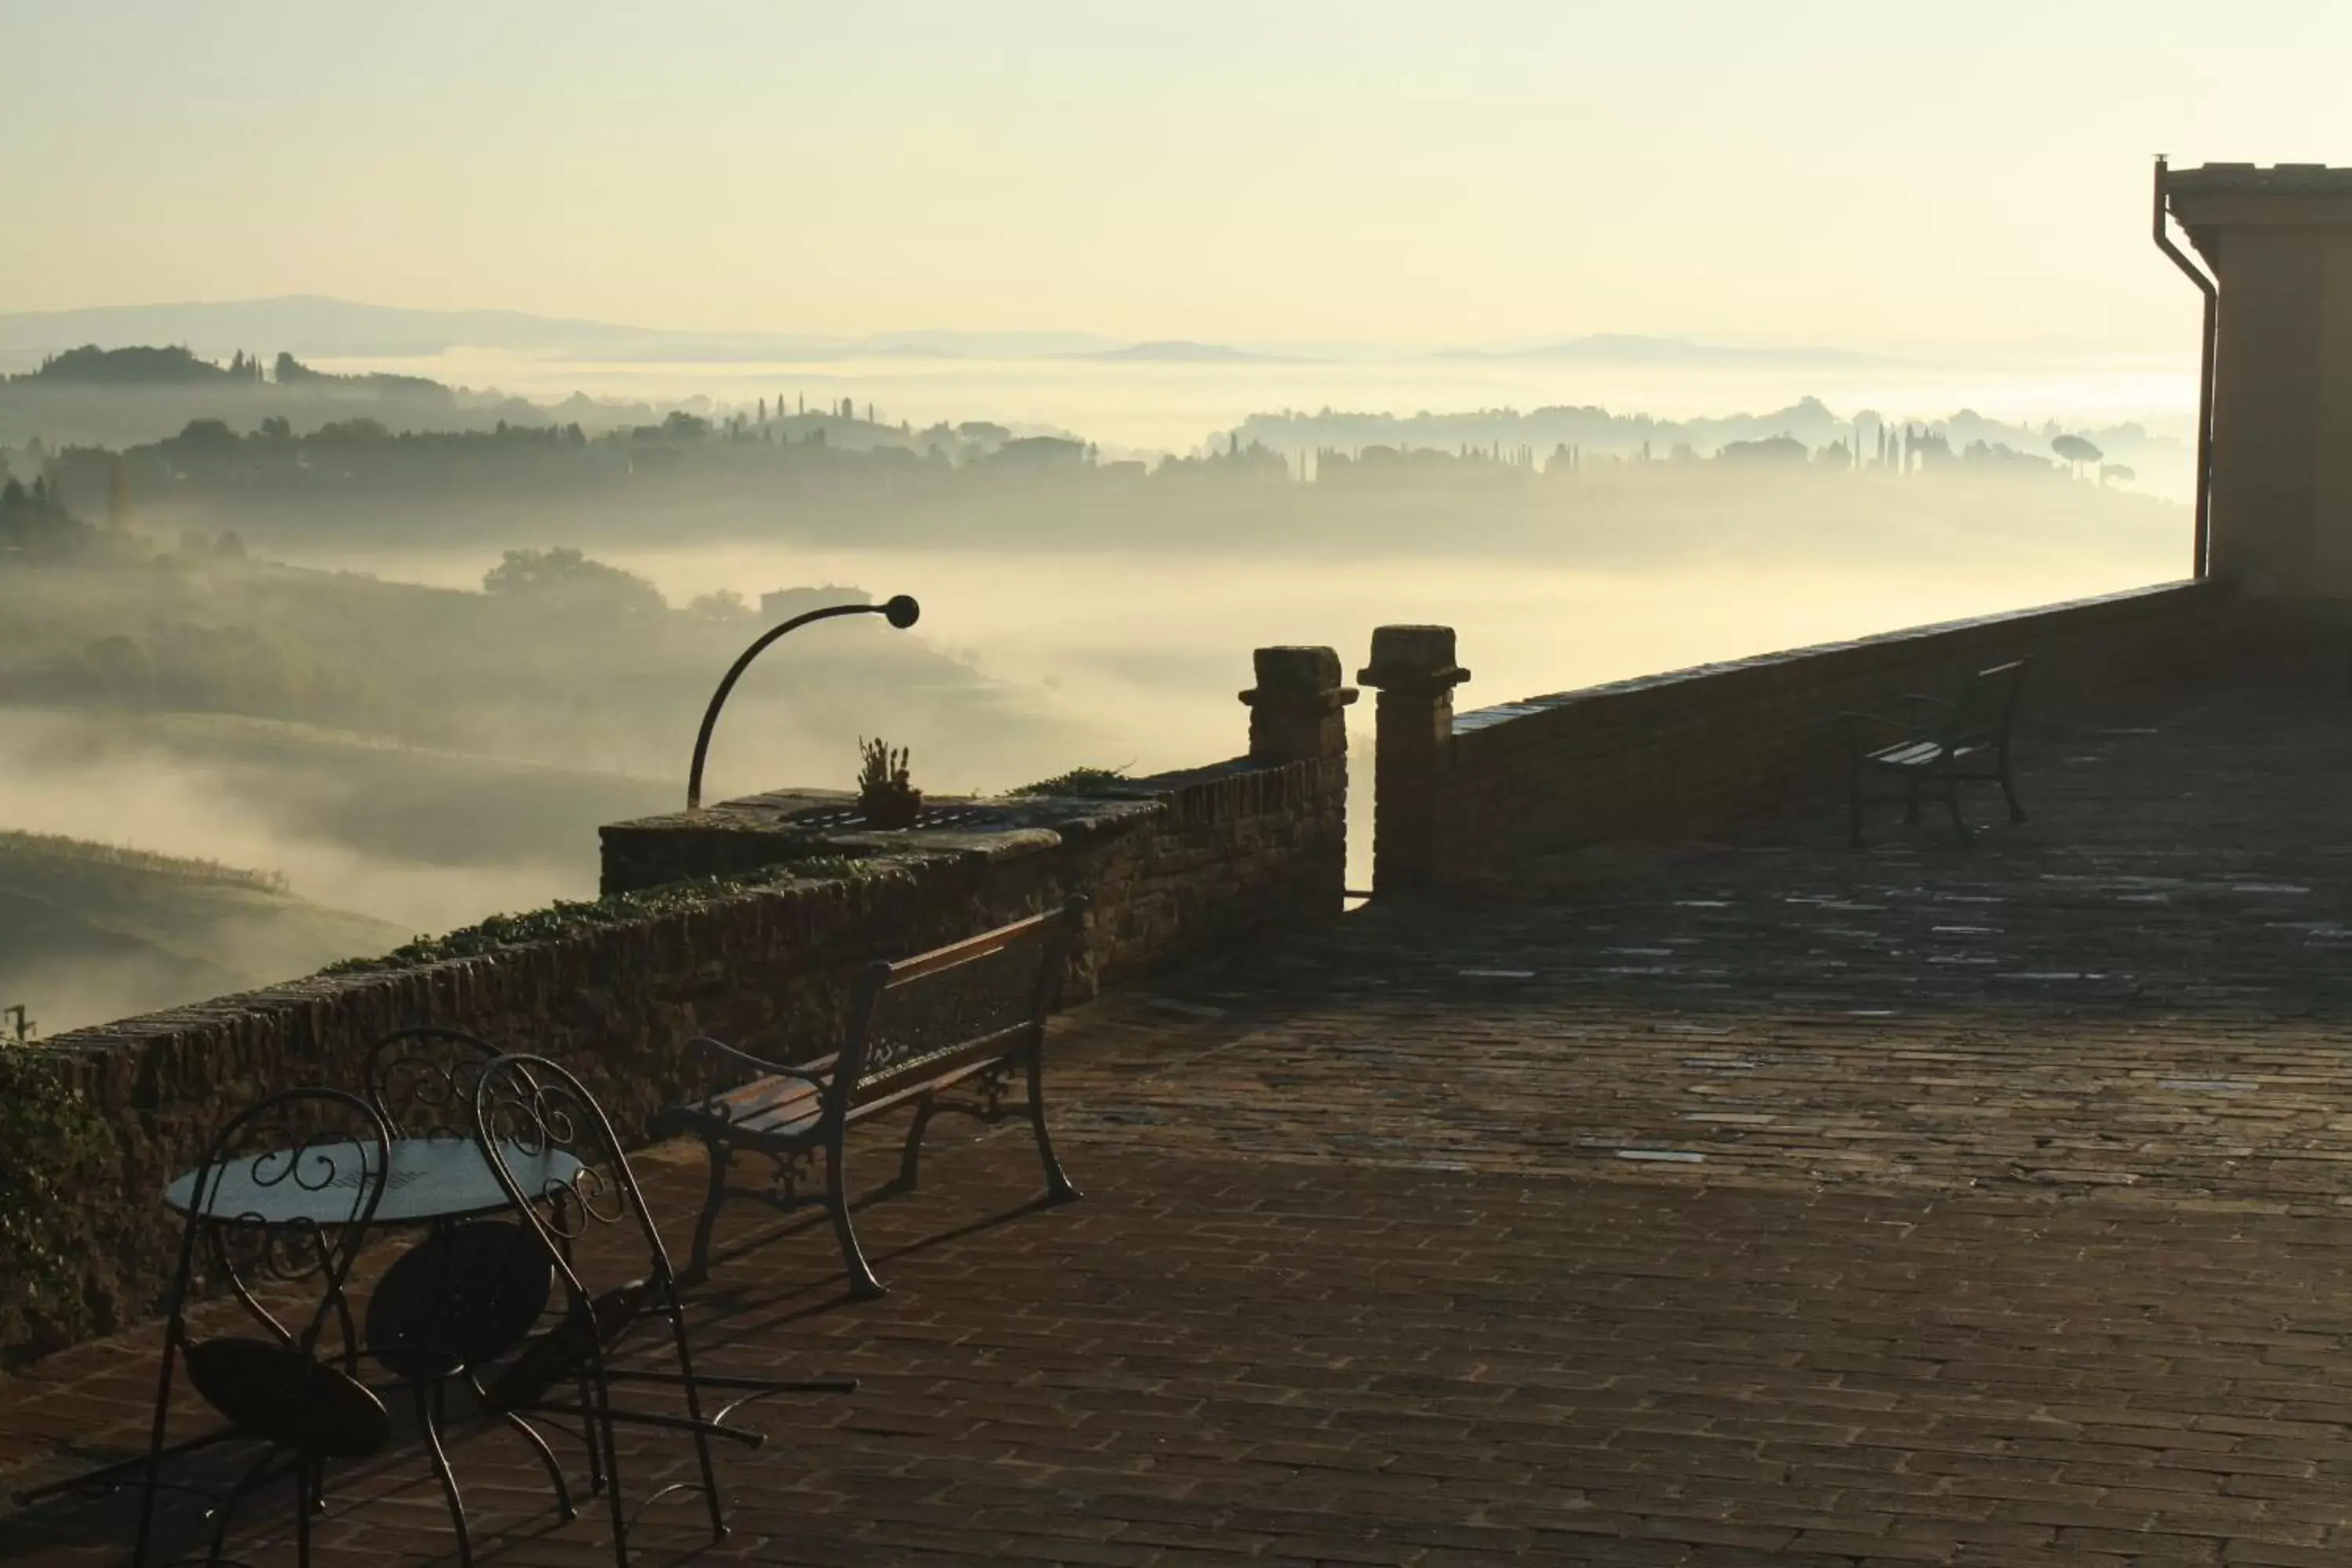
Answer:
151, 1134, 586, 1563
162, 1134, 581, 1229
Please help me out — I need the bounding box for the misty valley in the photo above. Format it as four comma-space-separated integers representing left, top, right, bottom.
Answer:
0, 347, 2187, 1032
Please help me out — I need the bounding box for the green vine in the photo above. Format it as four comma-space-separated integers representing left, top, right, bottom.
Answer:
0, 1045, 115, 1363
1007, 766, 1135, 798
320, 861, 897, 976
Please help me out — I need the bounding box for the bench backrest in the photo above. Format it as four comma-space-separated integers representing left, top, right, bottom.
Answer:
835, 896, 1088, 1109
1942, 659, 2030, 751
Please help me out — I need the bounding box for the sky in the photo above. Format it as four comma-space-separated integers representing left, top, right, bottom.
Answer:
9, 1, 2350, 358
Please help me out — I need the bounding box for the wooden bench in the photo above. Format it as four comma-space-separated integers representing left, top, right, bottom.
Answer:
1842, 659, 2031, 847
654, 898, 1087, 1297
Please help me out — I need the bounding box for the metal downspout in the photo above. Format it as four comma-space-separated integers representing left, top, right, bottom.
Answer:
2153, 155, 2220, 578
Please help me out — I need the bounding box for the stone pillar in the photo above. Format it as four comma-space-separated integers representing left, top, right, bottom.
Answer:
1240, 644, 1356, 764
1357, 625, 1469, 895
1240, 645, 1356, 916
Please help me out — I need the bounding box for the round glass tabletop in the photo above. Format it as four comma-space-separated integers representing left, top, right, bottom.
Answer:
162, 1136, 585, 1228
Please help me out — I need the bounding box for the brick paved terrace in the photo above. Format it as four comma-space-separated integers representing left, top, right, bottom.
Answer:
11, 664, 2352, 1566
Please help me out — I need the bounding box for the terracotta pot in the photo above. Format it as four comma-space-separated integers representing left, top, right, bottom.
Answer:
858, 788, 923, 829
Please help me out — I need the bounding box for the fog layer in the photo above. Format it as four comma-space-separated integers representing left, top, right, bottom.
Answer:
0, 394, 2187, 1036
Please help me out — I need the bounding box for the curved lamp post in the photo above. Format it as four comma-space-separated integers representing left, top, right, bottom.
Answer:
685, 593, 920, 810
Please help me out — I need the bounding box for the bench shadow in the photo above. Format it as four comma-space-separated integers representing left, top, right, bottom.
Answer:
684, 1176, 1072, 1328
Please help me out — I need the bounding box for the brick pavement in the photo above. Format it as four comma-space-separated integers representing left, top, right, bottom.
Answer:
9, 674, 2352, 1565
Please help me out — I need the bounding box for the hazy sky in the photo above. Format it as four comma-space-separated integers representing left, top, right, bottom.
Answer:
11, 2, 2349, 355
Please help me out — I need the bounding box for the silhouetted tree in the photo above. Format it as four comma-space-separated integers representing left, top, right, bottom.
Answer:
2051, 434, 2103, 477
172, 418, 238, 448
482, 547, 666, 617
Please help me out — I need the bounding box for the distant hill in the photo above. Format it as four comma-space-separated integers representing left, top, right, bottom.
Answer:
24, 344, 263, 385
1083, 340, 1274, 363
0, 299, 1915, 372
1446, 334, 1895, 368
0, 830, 408, 1034
0, 297, 663, 362
0, 297, 1116, 365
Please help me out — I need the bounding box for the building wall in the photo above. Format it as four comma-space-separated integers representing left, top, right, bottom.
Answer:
2170, 169, 2352, 599
2205, 228, 2333, 593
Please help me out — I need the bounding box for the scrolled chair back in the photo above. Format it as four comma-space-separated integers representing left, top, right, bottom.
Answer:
470, 1053, 674, 1291
169, 1086, 396, 1357
364, 1023, 504, 1140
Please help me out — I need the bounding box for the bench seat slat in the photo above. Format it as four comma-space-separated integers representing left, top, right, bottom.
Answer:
676, 1022, 1039, 1142
1865, 739, 1996, 767
851, 1021, 1036, 1108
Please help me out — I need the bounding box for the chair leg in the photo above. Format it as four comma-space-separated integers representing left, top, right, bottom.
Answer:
684, 1141, 731, 1285
579, 1363, 606, 1498
1945, 782, 1972, 845
502, 1411, 576, 1522
662, 1300, 730, 1544
896, 1093, 937, 1192
2001, 757, 2027, 823
591, 1356, 630, 1568
416, 1378, 474, 1568
1026, 1042, 1080, 1204
132, 1335, 180, 1568
205, 1446, 277, 1566
826, 1134, 886, 1300
1904, 777, 1921, 825
1847, 762, 1865, 848
292, 1453, 314, 1568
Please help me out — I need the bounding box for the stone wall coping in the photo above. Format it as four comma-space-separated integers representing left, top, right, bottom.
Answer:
605, 757, 1290, 843
51, 750, 1324, 1059
1450, 579, 2220, 736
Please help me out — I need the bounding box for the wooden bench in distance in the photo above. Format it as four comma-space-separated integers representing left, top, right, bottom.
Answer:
655, 897, 1087, 1297
1842, 659, 2031, 847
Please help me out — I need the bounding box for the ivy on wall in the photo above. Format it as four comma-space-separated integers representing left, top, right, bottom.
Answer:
0, 1046, 115, 1364
319, 866, 889, 975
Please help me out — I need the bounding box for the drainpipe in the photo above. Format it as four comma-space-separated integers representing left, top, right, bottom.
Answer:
2153, 155, 2219, 579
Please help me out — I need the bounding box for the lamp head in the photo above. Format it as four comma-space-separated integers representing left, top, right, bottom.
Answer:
882, 593, 920, 629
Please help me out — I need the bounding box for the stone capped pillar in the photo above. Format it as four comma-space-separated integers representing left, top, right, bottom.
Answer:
1240, 644, 1356, 917
1240, 644, 1356, 764
1358, 625, 1469, 894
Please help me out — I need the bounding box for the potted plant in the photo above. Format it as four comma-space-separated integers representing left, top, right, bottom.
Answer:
855, 737, 922, 828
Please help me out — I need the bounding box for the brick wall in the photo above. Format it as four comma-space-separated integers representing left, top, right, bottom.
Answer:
1363, 580, 2238, 887
2, 649, 1351, 1365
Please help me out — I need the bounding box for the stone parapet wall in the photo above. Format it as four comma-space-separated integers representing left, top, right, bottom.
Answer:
1365, 580, 2237, 887
4, 649, 1352, 1366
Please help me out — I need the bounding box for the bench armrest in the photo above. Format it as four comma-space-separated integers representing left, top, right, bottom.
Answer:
685, 1035, 831, 1098
1836, 710, 1908, 738
1837, 709, 1915, 762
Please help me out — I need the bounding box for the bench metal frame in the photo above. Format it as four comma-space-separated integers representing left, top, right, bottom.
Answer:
1842, 659, 2031, 847
655, 897, 1087, 1297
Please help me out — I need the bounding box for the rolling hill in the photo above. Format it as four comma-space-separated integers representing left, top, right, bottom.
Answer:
0, 831, 408, 1036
